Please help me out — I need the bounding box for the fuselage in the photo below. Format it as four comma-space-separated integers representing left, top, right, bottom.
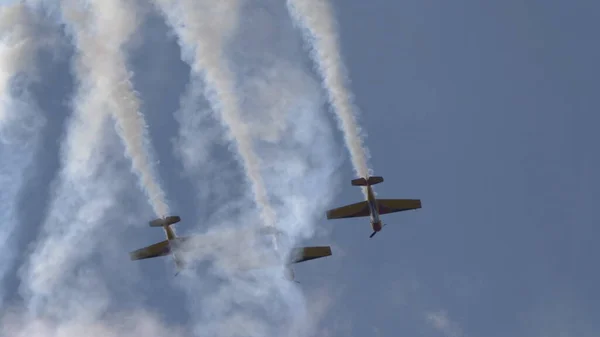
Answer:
366, 185, 382, 232
164, 225, 184, 270
164, 225, 176, 240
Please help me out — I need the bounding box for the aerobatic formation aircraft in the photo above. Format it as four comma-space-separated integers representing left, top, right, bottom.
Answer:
325, 176, 422, 238
129, 216, 332, 280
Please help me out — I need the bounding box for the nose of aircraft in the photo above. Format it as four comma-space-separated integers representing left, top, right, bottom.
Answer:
372, 222, 382, 232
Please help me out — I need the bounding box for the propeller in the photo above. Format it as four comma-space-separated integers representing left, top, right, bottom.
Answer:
369, 223, 387, 238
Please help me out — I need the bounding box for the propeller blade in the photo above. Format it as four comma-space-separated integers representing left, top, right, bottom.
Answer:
369, 231, 377, 238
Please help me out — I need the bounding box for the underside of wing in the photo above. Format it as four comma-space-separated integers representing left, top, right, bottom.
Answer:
129, 240, 171, 261
289, 246, 332, 264
325, 201, 370, 219
376, 199, 422, 215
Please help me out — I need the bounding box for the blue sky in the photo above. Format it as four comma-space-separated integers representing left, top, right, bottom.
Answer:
1, 1, 599, 337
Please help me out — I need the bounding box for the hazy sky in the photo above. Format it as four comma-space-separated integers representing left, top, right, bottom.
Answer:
1, 1, 598, 337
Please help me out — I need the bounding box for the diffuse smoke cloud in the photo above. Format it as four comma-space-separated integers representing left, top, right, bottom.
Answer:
151, 1, 296, 335
16, 0, 166, 320
0, 2, 46, 306
0, 3, 38, 119
2, 1, 345, 336
167, 2, 341, 336
2, 310, 188, 337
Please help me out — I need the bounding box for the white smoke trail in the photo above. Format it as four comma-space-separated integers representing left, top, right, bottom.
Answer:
232, 11, 341, 333
0, 3, 38, 115
58, 0, 170, 218
3, 1, 340, 336
0, 3, 45, 306
17, 68, 175, 337
235, 59, 340, 337
5, 4, 179, 335
153, 2, 289, 335
20, 94, 114, 313
18, 0, 145, 314
286, 0, 372, 183
153, 0, 277, 230
12, 150, 190, 335
169, 2, 340, 336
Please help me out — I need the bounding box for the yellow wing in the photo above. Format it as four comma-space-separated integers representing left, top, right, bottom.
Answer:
325, 201, 370, 219
376, 199, 422, 215
289, 246, 332, 264
129, 240, 172, 261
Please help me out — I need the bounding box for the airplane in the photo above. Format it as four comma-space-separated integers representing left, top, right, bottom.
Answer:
129, 215, 187, 275
325, 176, 422, 238
129, 216, 332, 280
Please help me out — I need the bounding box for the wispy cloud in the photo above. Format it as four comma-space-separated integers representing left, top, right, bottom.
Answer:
426, 310, 464, 337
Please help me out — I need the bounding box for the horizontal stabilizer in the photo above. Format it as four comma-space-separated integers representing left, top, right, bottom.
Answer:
351, 176, 384, 186
149, 215, 181, 227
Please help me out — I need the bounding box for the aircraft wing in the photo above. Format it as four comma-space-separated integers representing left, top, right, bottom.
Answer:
376, 199, 422, 215
325, 201, 370, 219
289, 246, 332, 264
129, 240, 172, 261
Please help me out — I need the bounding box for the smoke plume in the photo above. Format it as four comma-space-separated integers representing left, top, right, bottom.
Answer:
168, 2, 340, 336
154, 0, 277, 229
0, 2, 45, 306
59, 0, 170, 218
2, 2, 342, 337
286, 0, 372, 189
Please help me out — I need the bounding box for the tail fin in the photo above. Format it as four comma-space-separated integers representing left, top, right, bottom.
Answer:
149, 215, 181, 227
351, 176, 384, 186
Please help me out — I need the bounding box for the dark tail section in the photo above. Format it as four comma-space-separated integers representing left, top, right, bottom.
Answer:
351, 176, 384, 186
149, 215, 181, 227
